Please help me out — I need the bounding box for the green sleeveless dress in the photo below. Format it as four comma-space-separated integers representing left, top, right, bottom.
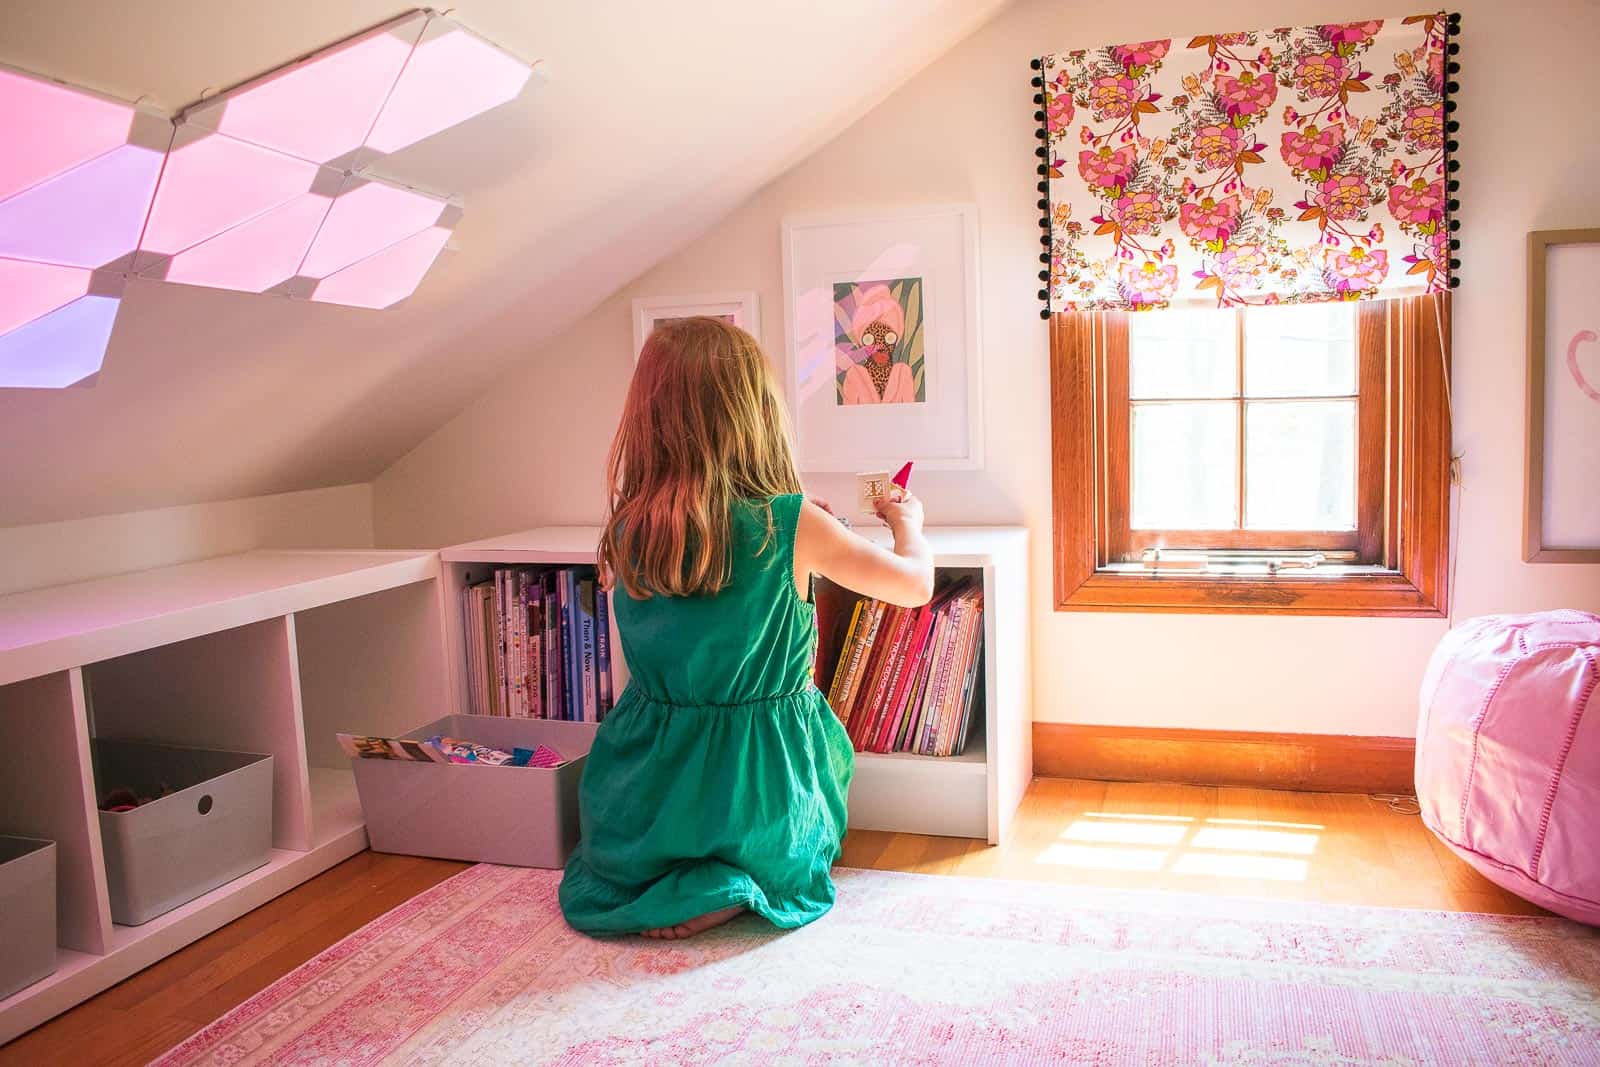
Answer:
558, 493, 855, 934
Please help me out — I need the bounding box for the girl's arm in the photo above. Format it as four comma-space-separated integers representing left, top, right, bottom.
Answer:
795, 492, 935, 608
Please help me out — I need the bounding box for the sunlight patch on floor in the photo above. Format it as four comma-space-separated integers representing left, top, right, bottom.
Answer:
1035, 811, 1323, 882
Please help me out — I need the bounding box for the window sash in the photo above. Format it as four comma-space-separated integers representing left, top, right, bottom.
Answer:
1104, 305, 1386, 562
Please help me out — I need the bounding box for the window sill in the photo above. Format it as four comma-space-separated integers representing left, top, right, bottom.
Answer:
1056, 567, 1445, 617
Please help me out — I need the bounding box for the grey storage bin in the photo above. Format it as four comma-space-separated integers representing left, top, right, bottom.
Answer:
94, 740, 273, 925
351, 715, 595, 868
0, 836, 56, 1000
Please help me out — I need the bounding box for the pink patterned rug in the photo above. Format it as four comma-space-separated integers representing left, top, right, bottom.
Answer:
154, 865, 1600, 1065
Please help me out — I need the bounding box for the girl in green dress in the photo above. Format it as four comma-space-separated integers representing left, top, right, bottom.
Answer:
559, 316, 934, 940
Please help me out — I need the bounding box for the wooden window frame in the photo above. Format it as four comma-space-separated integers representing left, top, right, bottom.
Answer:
1051, 294, 1451, 617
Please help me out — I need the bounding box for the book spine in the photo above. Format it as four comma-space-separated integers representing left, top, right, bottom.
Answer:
899, 626, 939, 752
944, 599, 984, 755
464, 587, 473, 716
534, 579, 547, 723
543, 572, 560, 721
578, 574, 598, 722
856, 607, 910, 750
557, 570, 575, 720
595, 585, 613, 717
825, 599, 865, 713
874, 606, 930, 752
476, 585, 492, 717
889, 609, 937, 752
837, 600, 884, 732
952, 624, 985, 756
905, 611, 945, 752
492, 571, 508, 716
510, 571, 526, 718
923, 597, 964, 754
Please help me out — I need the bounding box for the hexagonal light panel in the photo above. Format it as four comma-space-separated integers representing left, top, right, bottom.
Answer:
311, 226, 451, 310
1, 10, 537, 388
0, 67, 168, 387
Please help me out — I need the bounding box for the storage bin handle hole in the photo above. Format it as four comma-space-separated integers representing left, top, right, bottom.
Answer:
198, 795, 213, 815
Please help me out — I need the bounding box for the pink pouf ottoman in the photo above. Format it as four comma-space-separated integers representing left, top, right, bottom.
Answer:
1416, 610, 1600, 924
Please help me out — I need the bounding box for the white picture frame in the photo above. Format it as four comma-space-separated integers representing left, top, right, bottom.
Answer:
631, 291, 760, 360
781, 205, 983, 472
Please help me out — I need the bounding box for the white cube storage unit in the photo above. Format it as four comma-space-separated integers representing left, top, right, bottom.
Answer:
0, 550, 449, 1043
441, 525, 1031, 845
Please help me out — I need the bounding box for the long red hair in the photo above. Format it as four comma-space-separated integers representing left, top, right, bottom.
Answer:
600, 316, 802, 599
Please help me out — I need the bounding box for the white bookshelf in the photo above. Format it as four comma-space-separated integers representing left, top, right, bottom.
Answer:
0, 550, 449, 1044
441, 525, 1031, 845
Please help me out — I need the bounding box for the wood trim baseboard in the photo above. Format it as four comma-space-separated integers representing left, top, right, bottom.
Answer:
1034, 722, 1416, 794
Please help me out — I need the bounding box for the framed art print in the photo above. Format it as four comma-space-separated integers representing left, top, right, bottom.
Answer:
632, 291, 759, 359
781, 205, 982, 471
1525, 228, 1600, 562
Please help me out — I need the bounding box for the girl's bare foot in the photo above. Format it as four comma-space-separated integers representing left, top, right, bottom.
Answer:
640, 905, 745, 940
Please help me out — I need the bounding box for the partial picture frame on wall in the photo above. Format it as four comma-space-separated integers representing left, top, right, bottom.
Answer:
780, 205, 982, 472
1525, 228, 1600, 562
631, 292, 760, 360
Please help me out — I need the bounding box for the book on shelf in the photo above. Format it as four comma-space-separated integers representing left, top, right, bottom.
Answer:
817, 578, 984, 758
460, 565, 615, 722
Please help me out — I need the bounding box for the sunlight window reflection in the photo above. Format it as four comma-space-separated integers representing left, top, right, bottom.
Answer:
1036, 843, 1168, 871
1171, 852, 1310, 882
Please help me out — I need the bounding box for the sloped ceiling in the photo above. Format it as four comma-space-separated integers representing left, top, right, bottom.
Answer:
0, 0, 1007, 526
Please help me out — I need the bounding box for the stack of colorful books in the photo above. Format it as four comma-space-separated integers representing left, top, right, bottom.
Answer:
822, 580, 984, 756
462, 566, 612, 721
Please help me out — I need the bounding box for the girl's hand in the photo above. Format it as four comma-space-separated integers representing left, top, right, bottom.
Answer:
874, 487, 924, 532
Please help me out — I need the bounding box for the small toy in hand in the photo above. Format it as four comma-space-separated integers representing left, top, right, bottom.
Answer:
856, 461, 914, 518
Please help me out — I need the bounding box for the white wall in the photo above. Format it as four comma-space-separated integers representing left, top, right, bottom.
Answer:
0, 484, 375, 596
376, 0, 1600, 737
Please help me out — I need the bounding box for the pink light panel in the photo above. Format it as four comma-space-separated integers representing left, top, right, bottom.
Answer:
0, 259, 91, 336
195, 18, 424, 164
312, 226, 450, 309
3, 16, 534, 387
365, 25, 533, 154
0, 67, 136, 200
138, 134, 320, 257
300, 179, 446, 278
0, 145, 165, 268
162, 194, 332, 293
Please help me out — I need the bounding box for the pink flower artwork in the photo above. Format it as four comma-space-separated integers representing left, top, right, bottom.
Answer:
1403, 103, 1444, 151
1324, 244, 1389, 291
1178, 194, 1240, 246
1045, 90, 1074, 133
1217, 243, 1268, 284
1088, 74, 1141, 119
1191, 124, 1242, 171
1215, 71, 1277, 118
1120, 259, 1179, 306
1113, 39, 1171, 70
1113, 190, 1165, 235
1320, 19, 1384, 45
1387, 177, 1445, 227
1280, 123, 1346, 172
1077, 145, 1137, 189
1294, 52, 1347, 98
1315, 174, 1372, 221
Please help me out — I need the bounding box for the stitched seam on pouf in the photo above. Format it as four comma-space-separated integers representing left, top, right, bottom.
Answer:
1527, 651, 1598, 879
1460, 655, 1521, 834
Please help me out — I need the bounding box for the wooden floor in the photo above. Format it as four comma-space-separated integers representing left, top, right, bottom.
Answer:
1, 777, 1545, 1065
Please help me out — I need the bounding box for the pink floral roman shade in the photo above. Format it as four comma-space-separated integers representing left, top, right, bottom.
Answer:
1032, 13, 1458, 312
